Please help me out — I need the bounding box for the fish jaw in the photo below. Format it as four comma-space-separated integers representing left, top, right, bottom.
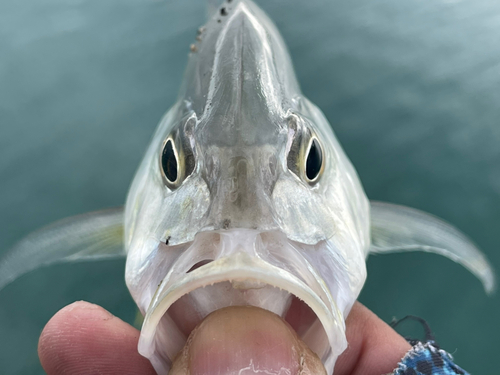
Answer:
129, 229, 366, 375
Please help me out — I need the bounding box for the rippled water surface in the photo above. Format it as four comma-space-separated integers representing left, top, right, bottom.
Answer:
1, 0, 500, 373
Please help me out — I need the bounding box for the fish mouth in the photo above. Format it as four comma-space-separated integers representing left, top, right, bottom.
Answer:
138, 230, 346, 375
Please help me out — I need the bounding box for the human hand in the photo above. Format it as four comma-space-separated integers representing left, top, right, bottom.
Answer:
38, 301, 411, 375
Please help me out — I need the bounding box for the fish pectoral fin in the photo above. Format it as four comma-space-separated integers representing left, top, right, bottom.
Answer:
369, 201, 496, 294
0, 207, 125, 291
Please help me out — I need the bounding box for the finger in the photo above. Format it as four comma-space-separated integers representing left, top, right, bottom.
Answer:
170, 306, 326, 375
38, 301, 156, 375
334, 302, 411, 375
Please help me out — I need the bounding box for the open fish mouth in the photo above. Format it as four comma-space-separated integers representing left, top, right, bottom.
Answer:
138, 229, 347, 375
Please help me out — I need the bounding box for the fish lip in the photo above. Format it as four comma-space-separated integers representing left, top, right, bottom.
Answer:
138, 237, 347, 375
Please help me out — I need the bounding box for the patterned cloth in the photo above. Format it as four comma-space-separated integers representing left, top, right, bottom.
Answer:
392, 342, 469, 375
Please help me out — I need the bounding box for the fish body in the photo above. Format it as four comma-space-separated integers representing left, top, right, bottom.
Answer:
125, 1, 369, 372
0, 1, 494, 374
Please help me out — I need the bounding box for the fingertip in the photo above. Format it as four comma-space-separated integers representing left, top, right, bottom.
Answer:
171, 306, 326, 375
38, 301, 155, 375
38, 301, 111, 369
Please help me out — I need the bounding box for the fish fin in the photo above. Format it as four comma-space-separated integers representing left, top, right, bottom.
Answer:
0, 207, 125, 291
369, 201, 496, 294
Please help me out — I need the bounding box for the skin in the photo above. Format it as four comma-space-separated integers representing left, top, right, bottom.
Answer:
38, 302, 410, 375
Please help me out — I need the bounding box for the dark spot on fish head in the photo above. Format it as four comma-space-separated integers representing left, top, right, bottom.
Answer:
222, 219, 231, 229
220, 7, 228, 16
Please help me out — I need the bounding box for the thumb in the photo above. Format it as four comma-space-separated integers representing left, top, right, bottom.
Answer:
170, 306, 326, 375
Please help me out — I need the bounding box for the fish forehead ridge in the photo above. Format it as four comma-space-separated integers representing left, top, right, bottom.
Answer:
182, 0, 301, 147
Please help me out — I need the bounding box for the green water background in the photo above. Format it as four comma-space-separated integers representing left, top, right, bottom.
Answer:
1, 0, 499, 373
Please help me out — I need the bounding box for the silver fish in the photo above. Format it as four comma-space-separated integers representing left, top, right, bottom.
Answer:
0, 1, 495, 374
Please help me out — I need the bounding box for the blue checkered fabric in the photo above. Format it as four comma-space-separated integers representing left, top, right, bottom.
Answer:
393, 342, 469, 375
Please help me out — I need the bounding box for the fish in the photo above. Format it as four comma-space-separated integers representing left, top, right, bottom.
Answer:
0, 0, 495, 374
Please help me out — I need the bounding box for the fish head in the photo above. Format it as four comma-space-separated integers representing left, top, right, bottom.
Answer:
124, 1, 370, 373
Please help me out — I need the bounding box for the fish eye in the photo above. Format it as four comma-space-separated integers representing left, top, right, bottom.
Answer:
286, 115, 324, 185
160, 132, 195, 189
161, 138, 178, 184
305, 137, 323, 183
